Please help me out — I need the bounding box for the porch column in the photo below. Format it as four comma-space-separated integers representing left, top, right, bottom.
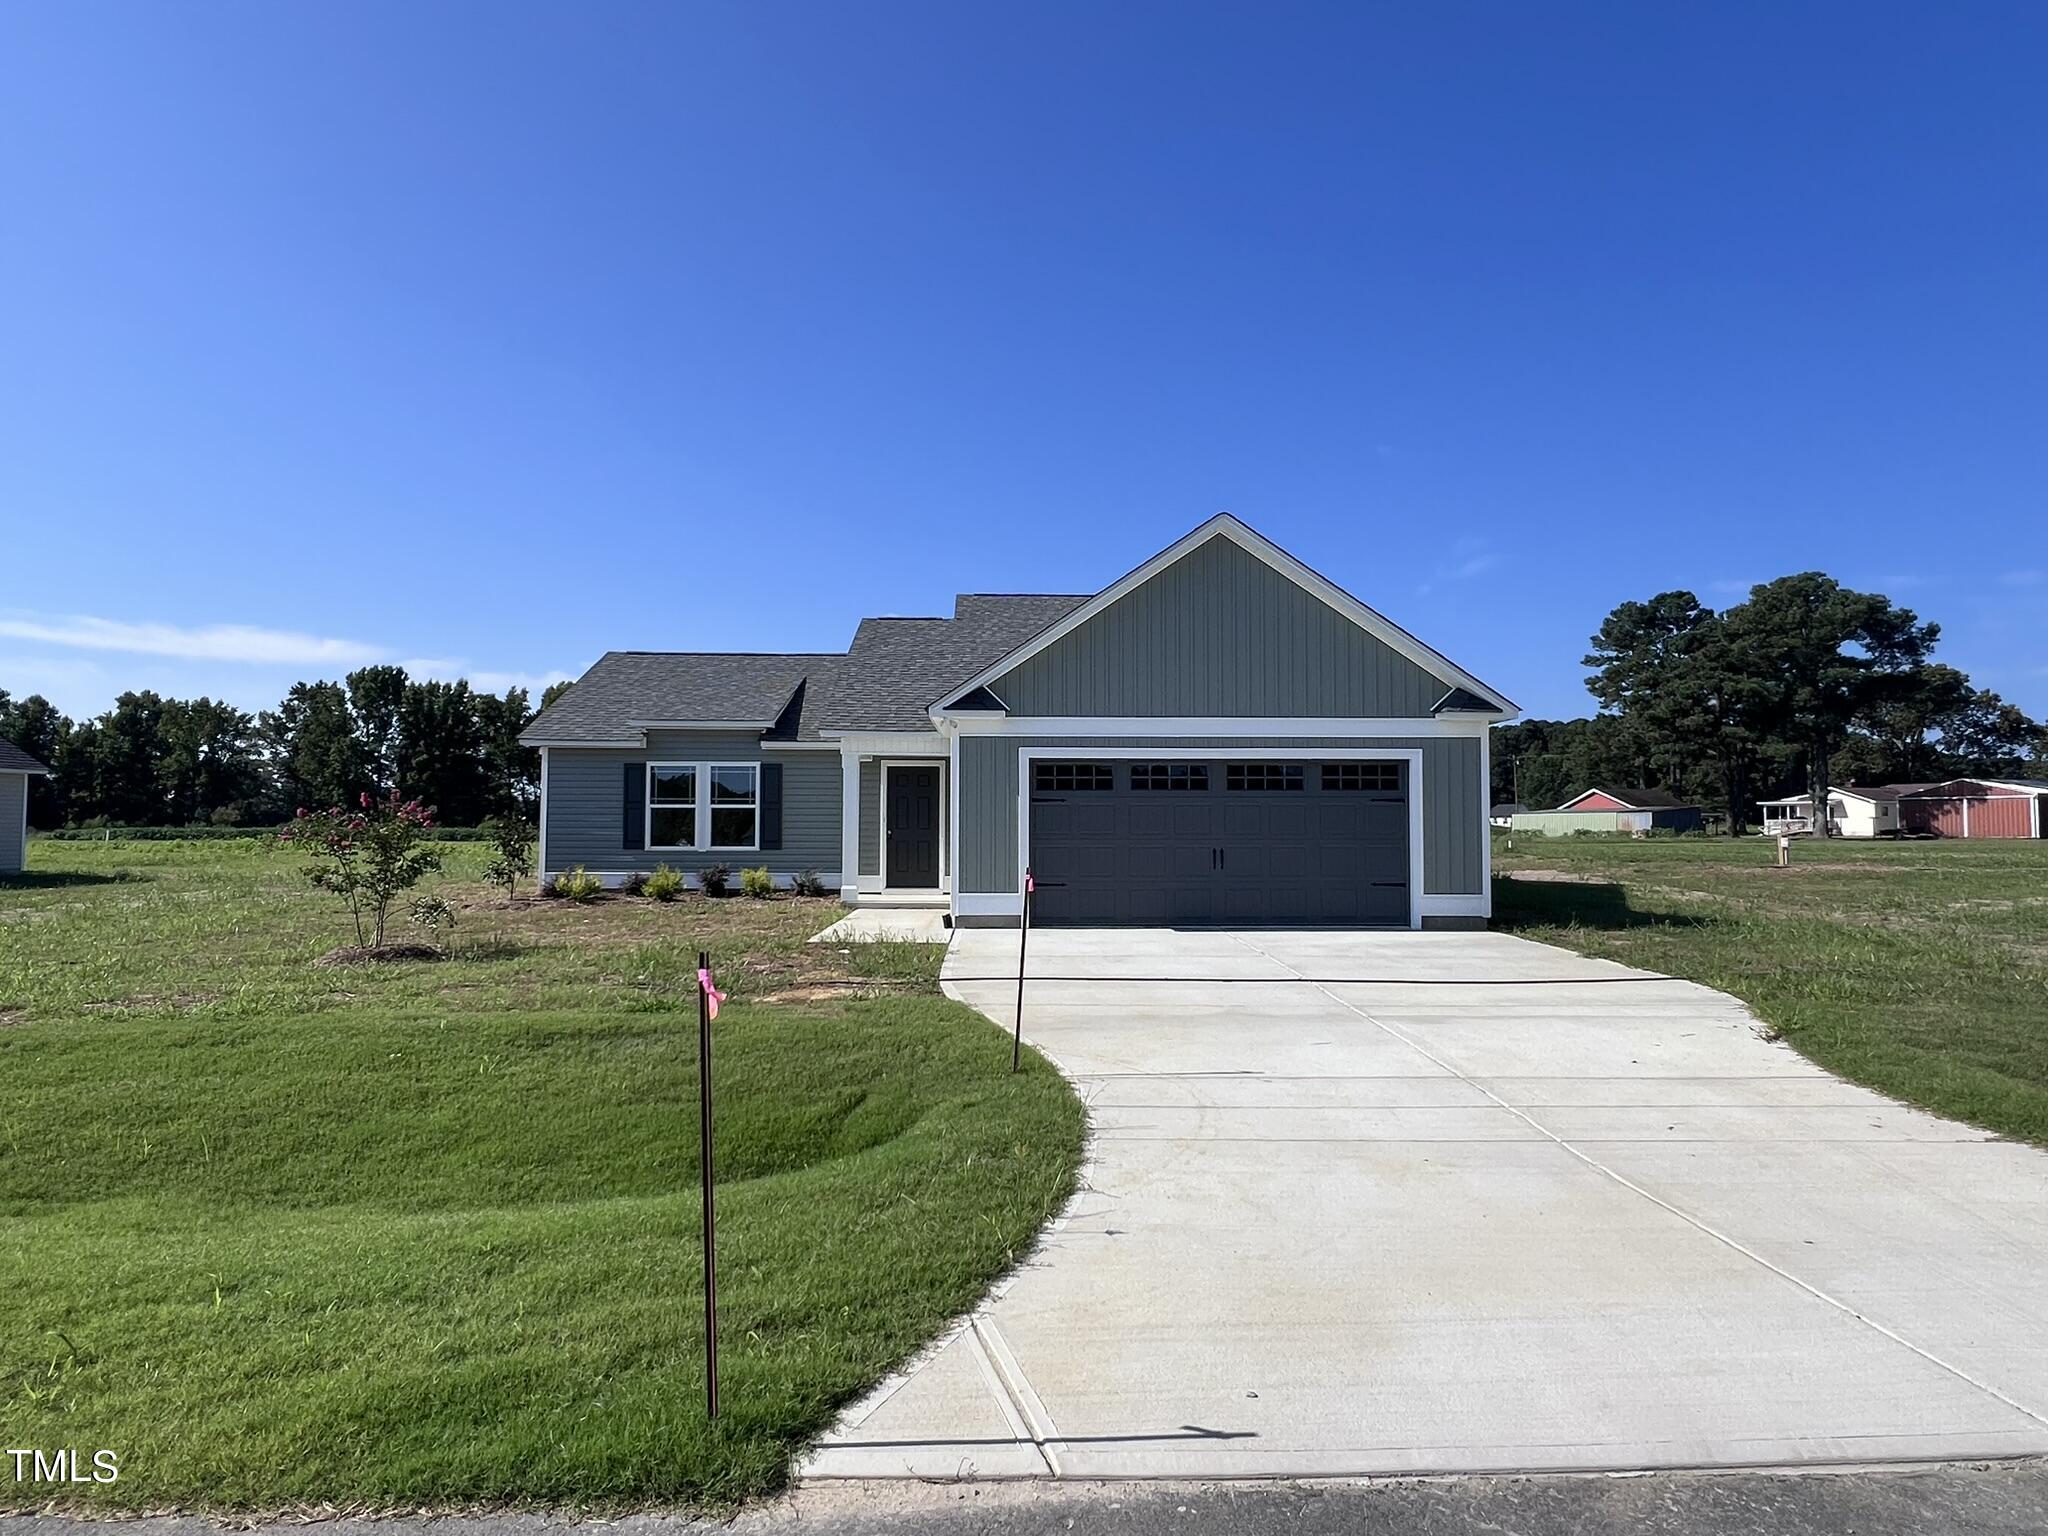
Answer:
838, 745, 862, 904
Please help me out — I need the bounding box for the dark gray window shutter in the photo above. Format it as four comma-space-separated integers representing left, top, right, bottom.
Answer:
623, 763, 644, 850
760, 762, 783, 850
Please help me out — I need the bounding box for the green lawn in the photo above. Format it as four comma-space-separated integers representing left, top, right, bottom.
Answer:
1493, 832, 2048, 1145
0, 840, 1083, 1513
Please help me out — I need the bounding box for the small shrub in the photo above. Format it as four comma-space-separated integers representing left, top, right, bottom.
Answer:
645, 865, 685, 902
620, 869, 649, 896
555, 866, 603, 903
699, 863, 731, 897
407, 894, 457, 935
791, 868, 829, 898
741, 866, 775, 899
538, 873, 560, 898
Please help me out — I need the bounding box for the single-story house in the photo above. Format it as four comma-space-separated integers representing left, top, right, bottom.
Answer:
520, 514, 1519, 929
0, 741, 51, 874
1489, 803, 1524, 828
1508, 787, 1704, 836
1899, 778, 2048, 839
1758, 785, 1910, 839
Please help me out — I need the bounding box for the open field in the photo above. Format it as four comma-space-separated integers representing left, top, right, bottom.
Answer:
1493, 833, 2048, 1145
0, 840, 1084, 1513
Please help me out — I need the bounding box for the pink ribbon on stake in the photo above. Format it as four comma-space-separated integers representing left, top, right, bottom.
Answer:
698, 967, 727, 1021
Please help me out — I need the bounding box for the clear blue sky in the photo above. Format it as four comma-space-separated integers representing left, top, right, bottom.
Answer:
4, 2, 2043, 723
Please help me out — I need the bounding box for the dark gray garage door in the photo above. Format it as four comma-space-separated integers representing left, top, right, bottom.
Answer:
1028, 758, 1409, 927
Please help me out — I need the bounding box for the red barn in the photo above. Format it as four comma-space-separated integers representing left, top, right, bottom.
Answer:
1899, 779, 2048, 839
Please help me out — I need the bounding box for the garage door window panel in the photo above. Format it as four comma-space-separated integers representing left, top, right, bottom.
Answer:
1227, 763, 1304, 791
1034, 762, 1114, 792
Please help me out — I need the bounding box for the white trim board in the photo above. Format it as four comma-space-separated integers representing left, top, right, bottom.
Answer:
947, 714, 1489, 738
1012, 746, 1428, 931
932, 514, 1519, 719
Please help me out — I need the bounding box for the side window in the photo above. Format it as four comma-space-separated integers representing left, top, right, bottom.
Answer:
648, 765, 697, 848
1033, 762, 1114, 792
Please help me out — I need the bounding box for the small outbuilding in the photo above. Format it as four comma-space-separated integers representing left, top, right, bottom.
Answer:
1509, 787, 1704, 836
0, 741, 51, 874
1899, 779, 2048, 839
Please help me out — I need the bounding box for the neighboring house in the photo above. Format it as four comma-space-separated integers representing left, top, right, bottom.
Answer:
1758, 785, 1909, 839
1509, 787, 1704, 836
520, 514, 1518, 929
0, 741, 51, 874
1899, 778, 2048, 839
1489, 803, 1524, 828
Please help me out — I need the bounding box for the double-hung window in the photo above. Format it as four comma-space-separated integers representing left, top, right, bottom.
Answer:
648, 765, 697, 849
708, 765, 759, 850
646, 762, 760, 851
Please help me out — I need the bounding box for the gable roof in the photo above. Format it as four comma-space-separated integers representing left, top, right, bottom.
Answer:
930, 514, 1517, 717
0, 740, 51, 775
1558, 786, 1693, 811
1903, 777, 2048, 797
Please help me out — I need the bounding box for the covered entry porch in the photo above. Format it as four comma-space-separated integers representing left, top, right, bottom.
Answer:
835, 733, 951, 906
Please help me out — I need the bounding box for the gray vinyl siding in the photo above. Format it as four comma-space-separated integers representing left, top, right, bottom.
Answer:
544, 731, 840, 877
858, 758, 881, 878
0, 773, 25, 873
984, 536, 1453, 716
957, 734, 1483, 896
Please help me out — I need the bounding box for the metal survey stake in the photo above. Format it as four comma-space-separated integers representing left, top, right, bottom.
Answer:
1012, 869, 1033, 1073
696, 949, 725, 1418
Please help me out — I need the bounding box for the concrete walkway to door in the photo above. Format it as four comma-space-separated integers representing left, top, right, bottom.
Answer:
801, 927, 2048, 1481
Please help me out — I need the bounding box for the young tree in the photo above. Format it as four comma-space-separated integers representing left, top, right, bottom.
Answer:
483, 813, 536, 897
1722, 575, 1939, 838
280, 791, 445, 950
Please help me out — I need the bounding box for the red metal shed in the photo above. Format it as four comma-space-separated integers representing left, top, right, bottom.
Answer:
1899, 779, 2047, 838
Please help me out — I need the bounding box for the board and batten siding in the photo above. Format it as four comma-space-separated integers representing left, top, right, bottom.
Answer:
544, 730, 840, 878
0, 772, 26, 873
982, 536, 1453, 717
956, 734, 1484, 897
857, 758, 881, 878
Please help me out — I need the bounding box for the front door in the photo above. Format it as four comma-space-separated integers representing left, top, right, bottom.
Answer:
886, 766, 941, 888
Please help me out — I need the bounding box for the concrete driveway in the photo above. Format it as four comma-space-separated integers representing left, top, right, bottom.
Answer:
803, 928, 2048, 1480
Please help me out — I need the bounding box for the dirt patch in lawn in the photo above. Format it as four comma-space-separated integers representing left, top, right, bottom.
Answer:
313, 943, 446, 967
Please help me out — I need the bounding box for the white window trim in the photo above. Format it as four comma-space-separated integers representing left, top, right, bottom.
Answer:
646, 762, 701, 852
642, 761, 763, 853
705, 762, 762, 853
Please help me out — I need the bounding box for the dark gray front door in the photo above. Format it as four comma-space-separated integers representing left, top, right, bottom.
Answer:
1028, 759, 1408, 927
886, 766, 941, 889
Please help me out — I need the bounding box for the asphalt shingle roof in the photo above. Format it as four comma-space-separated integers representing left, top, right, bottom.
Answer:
521, 652, 836, 744
0, 740, 51, 774
519, 594, 1090, 745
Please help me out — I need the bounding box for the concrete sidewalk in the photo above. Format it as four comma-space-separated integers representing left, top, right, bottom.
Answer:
802, 928, 2048, 1481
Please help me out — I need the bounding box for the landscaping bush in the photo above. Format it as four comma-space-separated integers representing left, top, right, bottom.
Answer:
644, 864, 685, 902
698, 862, 731, 897
791, 868, 829, 898
741, 865, 775, 899
619, 869, 649, 896
554, 866, 603, 903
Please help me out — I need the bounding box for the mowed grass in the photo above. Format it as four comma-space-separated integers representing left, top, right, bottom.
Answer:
1493, 833, 2048, 1144
0, 840, 1083, 1512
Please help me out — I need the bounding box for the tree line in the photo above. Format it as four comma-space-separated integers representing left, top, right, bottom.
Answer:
1491, 573, 2045, 832
0, 669, 574, 830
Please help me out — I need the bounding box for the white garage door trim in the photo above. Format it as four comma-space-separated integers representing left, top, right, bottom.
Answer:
1015, 746, 1425, 930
